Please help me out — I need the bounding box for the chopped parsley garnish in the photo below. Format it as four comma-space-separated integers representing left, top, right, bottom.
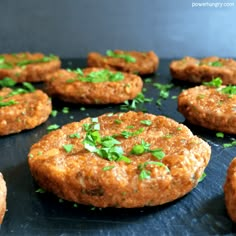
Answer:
140, 120, 152, 126
16, 54, 57, 67
216, 132, 224, 138
62, 107, 69, 114
209, 61, 223, 67
203, 78, 236, 96
203, 77, 222, 88
120, 92, 152, 111
63, 144, 74, 153
35, 188, 46, 194
82, 122, 131, 163
144, 78, 152, 83
131, 140, 165, 160
67, 69, 124, 83
80, 107, 86, 111
223, 140, 236, 148
198, 172, 207, 182
138, 161, 169, 180
153, 82, 174, 107
0, 77, 16, 87
47, 124, 60, 131
121, 127, 144, 138
51, 110, 58, 117
106, 50, 136, 63
102, 165, 115, 171
114, 119, 122, 124
0, 100, 18, 107
221, 85, 236, 96
22, 82, 35, 92
69, 133, 80, 138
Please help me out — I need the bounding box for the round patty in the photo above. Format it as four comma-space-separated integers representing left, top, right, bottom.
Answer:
178, 84, 236, 134
0, 88, 52, 136
28, 111, 211, 208
0, 173, 6, 224
224, 157, 236, 223
170, 56, 236, 85
0, 52, 61, 83
46, 67, 143, 104
87, 50, 159, 75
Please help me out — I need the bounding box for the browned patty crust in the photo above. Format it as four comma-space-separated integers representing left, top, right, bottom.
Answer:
0, 88, 52, 136
224, 157, 236, 222
0, 173, 6, 224
0, 52, 61, 83
178, 85, 236, 134
46, 68, 143, 104
87, 50, 159, 75
28, 111, 211, 208
170, 56, 236, 85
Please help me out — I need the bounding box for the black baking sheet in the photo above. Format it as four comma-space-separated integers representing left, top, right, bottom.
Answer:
1, 59, 236, 236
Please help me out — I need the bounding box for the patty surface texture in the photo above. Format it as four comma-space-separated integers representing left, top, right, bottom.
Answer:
178, 84, 236, 134
28, 111, 211, 208
170, 56, 236, 85
224, 157, 236, 223
0, 88, 52, 135
0, 52, 61, 83
0, 173, 6, 224
88, 50, 159, 75
46, 67, 143, 104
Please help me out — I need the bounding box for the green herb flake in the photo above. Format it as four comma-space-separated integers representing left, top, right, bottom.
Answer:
47, 124, 60, 131
62, 107, 69, 114
80, 107, 86, 111
121, 127, 144, 138
144, 78, 152, 83
51, 110, 58, 117
131, 144, 145, 155
153, 82, 174, 107
0, 100, 18, 107
22, 82, 35, 92
114, 119, 122, 124
35, 188, 46, 194
223, 140, 236, 148
216, 132, 224, 138
140, 120, 152, 126
139, 169, 151, 180
77, 69, 124, 83
106, 50, 136, 63
203, 77, 222, 88
198, 172, 207, 182
102, 165, 115, 171
209, 61, 223, 67
0, 77, 16, 87
63, 144, 74, 153
69, 133, 80, 138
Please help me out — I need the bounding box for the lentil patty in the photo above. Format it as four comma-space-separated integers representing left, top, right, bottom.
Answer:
0, 88, 52, 135
0, 173, 6, 224
28, 111, 211, 208
0, 52, 61, 83
224, 157, 236, 223
87, 50, 159, 75
178, 85, 236, 134
170, 56, 236, 85
46, 67, 143, 104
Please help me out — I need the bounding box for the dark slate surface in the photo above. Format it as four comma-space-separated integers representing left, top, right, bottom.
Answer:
0, 59, 236, 235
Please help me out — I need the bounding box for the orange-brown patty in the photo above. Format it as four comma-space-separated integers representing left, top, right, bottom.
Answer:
170, 56, 236, 85
224, 157, 236, 223
0, 88, 52, 136
178, 84, 236, 134
0, 173, 6, 224
87, 50, 159, 75
46, 68, 143, 104
28, 111, 211, 208
0, 52, 61, 83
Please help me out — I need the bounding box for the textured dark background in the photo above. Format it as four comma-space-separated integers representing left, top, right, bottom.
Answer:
0, 0, 236, 58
